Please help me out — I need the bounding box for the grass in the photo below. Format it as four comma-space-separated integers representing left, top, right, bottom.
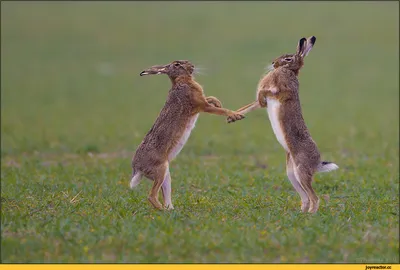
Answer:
1, 1, 399, 263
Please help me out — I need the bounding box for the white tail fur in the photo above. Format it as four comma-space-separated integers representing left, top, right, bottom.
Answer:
317, 161, 339, 173
130, 172, 142, 189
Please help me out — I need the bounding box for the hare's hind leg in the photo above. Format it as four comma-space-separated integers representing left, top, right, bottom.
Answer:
148, 163, 168, 210
286, 153, 309, 212
294, 165, 319, 213
161, 169, 174, 210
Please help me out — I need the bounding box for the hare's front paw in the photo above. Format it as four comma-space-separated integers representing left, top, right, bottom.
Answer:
206, 96, 222, 108
227, 113, 245, 123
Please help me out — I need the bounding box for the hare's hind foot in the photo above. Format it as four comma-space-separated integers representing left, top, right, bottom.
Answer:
307, 198, 320, 213
148, 196, 174, 210
301, 201, 310, 213
300, 199, 319, 213
148, 197, 163, 210
165, 204, 174, 210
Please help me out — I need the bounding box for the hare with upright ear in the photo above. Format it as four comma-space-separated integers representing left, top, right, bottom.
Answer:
131, 60, 244, 210
228, 36, 338, 213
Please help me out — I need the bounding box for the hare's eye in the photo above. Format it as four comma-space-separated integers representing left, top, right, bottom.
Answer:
285, 58, 292, 62
174, 63, 180, 67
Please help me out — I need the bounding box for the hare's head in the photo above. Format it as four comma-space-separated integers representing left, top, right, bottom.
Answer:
270, 36, 316, 74
140, 60, 194, 80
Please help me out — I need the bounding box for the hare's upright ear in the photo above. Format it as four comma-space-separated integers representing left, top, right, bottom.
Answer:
296, 37, 307, 56
302, 36, 316, 57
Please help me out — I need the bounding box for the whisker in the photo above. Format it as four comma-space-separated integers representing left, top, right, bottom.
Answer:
194, 65, 207, 76
265, 64, 275, 72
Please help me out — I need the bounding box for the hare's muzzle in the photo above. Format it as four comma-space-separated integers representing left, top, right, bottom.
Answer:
140, 65, 167, 76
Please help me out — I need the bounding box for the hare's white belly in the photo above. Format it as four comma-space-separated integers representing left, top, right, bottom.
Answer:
168, 114, 199, 161
266, 98, 289, 152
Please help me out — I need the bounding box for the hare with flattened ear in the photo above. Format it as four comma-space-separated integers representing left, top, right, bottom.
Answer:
131, 60, 244, 210
228, 36, 338, 213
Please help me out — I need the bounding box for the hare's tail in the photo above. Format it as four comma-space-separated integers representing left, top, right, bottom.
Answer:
317, 161, 339, 173
130, 170, 143, 189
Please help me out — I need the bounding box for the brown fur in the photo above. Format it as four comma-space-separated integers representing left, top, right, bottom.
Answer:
132, 60, 244, 210
228, 36, 338, 213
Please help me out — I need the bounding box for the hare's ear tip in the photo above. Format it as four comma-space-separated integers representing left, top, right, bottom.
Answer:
299, 37, 307, 44
310, 36, 316, 44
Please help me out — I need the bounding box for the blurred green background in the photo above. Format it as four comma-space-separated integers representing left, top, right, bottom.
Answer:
2, 2, 398, 156
1, 1, 398, 263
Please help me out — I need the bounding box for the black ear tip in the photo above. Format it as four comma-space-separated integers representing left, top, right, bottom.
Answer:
299, 37, 307, 46
310, 36, 316, 44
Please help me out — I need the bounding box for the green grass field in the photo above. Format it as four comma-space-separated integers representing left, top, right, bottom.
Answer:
1, 2, 399, 263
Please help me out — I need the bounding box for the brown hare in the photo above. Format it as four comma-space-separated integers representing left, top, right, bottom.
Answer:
131, 60, 244, 210
227, 36, 338, 213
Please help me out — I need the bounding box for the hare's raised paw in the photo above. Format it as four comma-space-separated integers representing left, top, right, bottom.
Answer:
206, 96, 223, 108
